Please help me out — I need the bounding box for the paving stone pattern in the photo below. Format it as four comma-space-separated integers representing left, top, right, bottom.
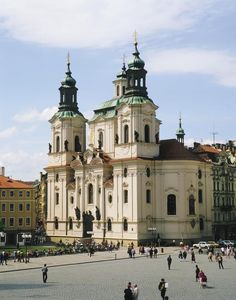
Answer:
0, 249, 235, 299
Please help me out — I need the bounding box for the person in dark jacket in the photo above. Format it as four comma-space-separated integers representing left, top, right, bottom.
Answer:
167, 255, 172, 270
124, 282, 133, 300
158, 278, 167, 300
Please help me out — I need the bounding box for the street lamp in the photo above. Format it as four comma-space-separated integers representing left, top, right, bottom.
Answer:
22, 233, 32, 263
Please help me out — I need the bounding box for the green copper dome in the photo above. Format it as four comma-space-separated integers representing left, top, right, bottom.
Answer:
61, 62, 76, 87
128, 42, 145, 69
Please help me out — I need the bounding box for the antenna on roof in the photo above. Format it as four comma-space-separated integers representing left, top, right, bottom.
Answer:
211, 127, 218, 145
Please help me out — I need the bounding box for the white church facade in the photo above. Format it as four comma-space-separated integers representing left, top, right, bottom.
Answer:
45, 41, 213, 245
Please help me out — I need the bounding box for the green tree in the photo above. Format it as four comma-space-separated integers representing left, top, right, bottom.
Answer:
0, 220, 4, 231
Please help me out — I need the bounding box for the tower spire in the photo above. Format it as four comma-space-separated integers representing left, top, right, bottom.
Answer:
176, 113, 185, 144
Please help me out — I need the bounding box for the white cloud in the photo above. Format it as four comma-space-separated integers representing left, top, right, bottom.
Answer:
0, 150, 47, 180
0, 0, 221, 48
13, 106, 57, 122
0, 127, 17, 139
146, 48, 236, 87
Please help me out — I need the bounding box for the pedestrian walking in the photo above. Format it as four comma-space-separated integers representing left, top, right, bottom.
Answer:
158, 278, 167, 300
124, 282, 133, 300
191, 250, 196, 263
41, 264, 48, 283
167, 255, 172, 270
133, 283, 139, 300
198, 270, 207, 288
195, 265, 200, 282
217, 255, 224, 269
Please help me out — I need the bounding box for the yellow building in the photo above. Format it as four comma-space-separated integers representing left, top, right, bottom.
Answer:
0, 174, 35, 245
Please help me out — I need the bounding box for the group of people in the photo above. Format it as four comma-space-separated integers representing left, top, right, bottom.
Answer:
195, 265, 207, 288
0, 251, 9, 265
124, 282, 139, 300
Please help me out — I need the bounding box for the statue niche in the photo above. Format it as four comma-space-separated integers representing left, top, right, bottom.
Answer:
96, 206, 101, 221
82, 211, 95, 238
74, 206, 81, 220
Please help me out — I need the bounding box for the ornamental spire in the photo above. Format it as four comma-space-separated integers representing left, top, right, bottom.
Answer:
176, 112, 185, 144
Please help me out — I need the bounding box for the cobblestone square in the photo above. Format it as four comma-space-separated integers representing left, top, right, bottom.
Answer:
0, 250, 235, 299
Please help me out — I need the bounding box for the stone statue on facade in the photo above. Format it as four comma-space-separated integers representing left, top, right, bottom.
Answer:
96, 206, 101, 221
64, 139, 69, 151
75, 206, 81, 220
115, 134, 119, 144
134, 130, 139, 142
48, 143, 52, 153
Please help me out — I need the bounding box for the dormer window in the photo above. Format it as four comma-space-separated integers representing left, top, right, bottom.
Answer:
116, 85, 120, 96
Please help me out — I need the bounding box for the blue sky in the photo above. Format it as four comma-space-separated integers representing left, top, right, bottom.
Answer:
0, 0, 235, 181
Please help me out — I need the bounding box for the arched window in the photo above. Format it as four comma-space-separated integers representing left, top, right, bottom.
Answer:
75, 135, 81, 152
124, 168, 128, 178
144, 125, 150, 143
199, 217, 204, 231
70, 196, 74, 204
56, 193, 59, 205
69, 217, 73, 230
56, 136, 60, 152
124, 190, 128, 203
88, 183, 93, 204
167, 194, 176, 215
55, 174, 59, 182
124, 125, 129, 143
123, 218, 128, 231
108, 195, 112, 204
55, 217, 59, 230
189, 195, 195, 215
107, 218, 112, 231
116, 85, 120, 96
198, 189, 203, 203
122, 86, 125, 95
146, 168, 151, 177
99, 132, 103, 147
146, 189, 151, 204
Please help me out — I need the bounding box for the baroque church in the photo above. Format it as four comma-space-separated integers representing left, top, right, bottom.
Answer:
45, 40, 214, 245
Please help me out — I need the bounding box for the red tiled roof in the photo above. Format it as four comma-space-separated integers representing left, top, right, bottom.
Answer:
195, 144, 220, 154
0, 176, 33, 189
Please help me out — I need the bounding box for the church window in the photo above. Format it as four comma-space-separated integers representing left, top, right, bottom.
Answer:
88, 183, 93, 204
124, 190, 128, 203
116, 85, 120, 96
167, 194, 176, 215
56, 136, 60, 152
75, 135, 81, 152
144, 125, 150, 143
199, 218, 204, 230
146, 168, 151, 177
99, 131, 103, 147
108, 195, 112, 204
124, 168, 128, 178
55, 217, 59, 230
198, 169, 202, 179
122, 86, 125, 95
56, 193, 59, 205
107, 218, 112, 231
146, 189, 151, 204
189, 195, 195, 215
124, 125, 129, 143
69, 217, 73, 230
123, 218, 128, 231
70, 196, 74, 204
198, 189, 203, 203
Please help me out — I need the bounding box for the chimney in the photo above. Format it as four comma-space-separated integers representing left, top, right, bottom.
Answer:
0, 166, 5, 176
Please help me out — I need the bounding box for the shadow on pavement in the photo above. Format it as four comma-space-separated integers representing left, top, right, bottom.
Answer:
0, 283, 57, 291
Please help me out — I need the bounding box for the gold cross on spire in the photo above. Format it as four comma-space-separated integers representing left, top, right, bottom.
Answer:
134, 30, 138, 44
67, 52, 70, 65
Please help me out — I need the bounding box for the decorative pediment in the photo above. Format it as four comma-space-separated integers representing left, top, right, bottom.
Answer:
122, 182, 128, 187
67, 182, 75, 190
146, 181, 152, 187
90, 156, 103, 166
55, 186, 59, 191
164, 187, 178, 193
70, 157, 83, 169
187, 184, 196, 194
